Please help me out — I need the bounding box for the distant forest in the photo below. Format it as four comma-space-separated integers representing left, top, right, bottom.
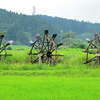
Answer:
0, 8, 100, 45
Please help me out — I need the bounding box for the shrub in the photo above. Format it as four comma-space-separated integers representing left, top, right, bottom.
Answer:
7, 46, 12, 50
70, 43, 86, 49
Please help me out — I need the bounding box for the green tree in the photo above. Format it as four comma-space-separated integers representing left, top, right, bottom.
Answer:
16, 31, 29, 45
63, 38, 78, 46
7, 23, 29, 45
62, 31, 77, 46
0, 31, 7, 44
62, 31, 76, 39
70, 43, 86, 49
77, 32, 94, 43
0, 30, 7, 35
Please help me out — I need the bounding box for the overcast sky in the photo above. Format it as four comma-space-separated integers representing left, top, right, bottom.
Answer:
0, 0, 100, 23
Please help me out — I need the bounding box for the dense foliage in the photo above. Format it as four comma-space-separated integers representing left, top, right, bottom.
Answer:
0, 8, 100, 45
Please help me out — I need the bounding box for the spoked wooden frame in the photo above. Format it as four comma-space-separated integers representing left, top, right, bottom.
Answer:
0, 35, 12, 60
28, 30, 63, 64
84, 32, 100, 64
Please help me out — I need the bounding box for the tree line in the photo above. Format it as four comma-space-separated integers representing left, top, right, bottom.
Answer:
0, 8, 100, 46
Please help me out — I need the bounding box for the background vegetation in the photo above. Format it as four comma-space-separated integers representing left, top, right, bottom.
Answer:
0, 8, 100, 45
0, 46, 100, 77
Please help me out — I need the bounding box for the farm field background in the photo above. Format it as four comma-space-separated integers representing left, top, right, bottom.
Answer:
0, 45, 100, 100
0, 45, 98, 71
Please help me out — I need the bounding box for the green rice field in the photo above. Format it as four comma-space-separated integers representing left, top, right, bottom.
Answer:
0, 46, 100, 100
0, 76, 100, 100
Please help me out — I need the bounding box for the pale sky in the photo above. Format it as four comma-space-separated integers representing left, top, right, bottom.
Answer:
0, 0, 100, 23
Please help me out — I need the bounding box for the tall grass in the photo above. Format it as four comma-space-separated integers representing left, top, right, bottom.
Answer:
0, 69, 100, 77
0, 47, 100, 76
0, 47, 99, 70
0, 46, 100, 72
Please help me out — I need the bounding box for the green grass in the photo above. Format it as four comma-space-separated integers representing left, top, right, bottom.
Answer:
0, 69, 100, 77
0, 47, 99, 70
8, 45, 30, 50
0, 76, 100, 100
0, 47, 100, 100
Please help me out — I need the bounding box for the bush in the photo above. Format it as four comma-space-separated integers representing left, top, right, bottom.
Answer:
70, 43, 86, 49
7, 46, 12, 50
